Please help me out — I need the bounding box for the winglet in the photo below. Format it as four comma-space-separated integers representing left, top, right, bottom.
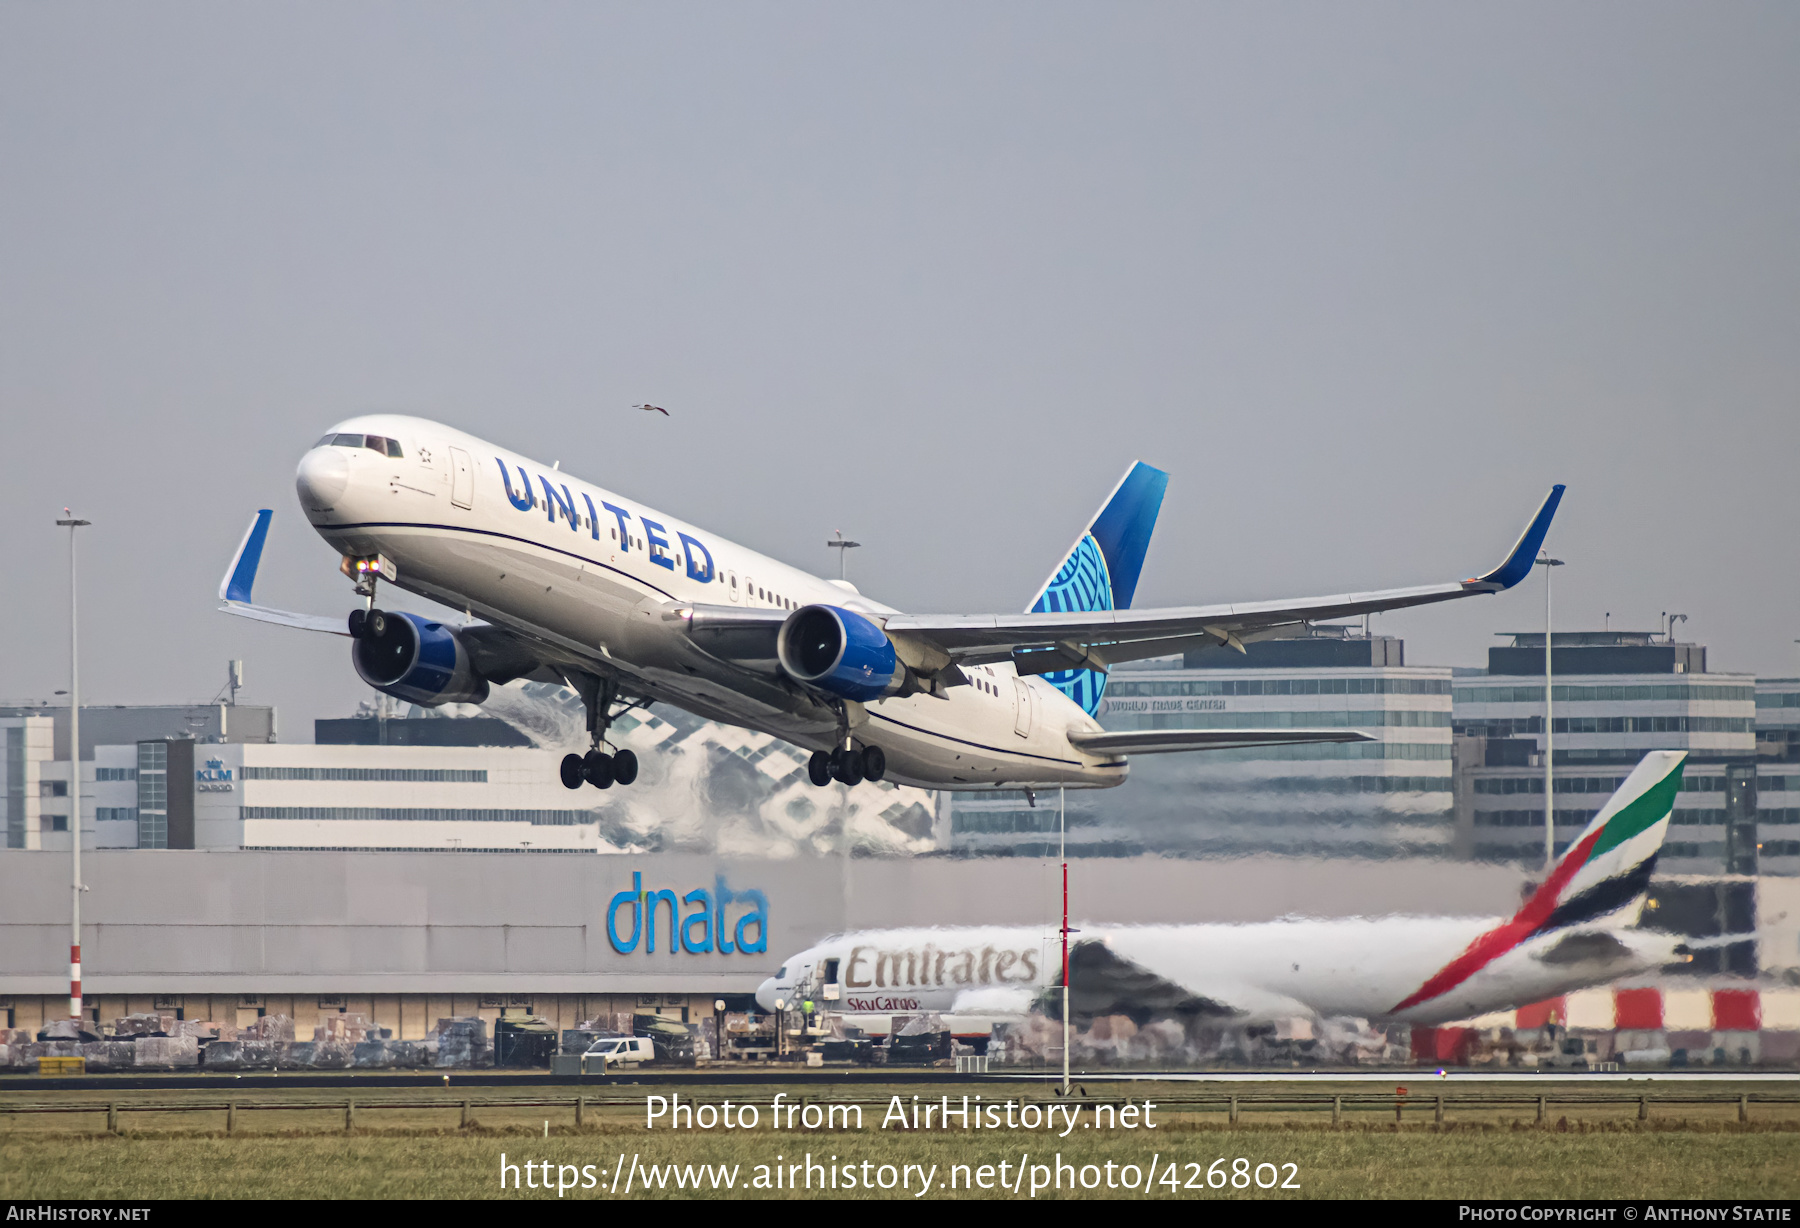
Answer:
1467, 485, 1565, 590
220, 509, 273, 603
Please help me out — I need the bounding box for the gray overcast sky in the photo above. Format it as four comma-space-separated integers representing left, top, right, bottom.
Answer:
3, 3, 1797, 738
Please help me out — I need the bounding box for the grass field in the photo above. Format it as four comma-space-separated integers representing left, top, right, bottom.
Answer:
4, 1078, 1797, 1200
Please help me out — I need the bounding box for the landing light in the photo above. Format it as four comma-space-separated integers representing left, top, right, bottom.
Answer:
339, 554, 397, 582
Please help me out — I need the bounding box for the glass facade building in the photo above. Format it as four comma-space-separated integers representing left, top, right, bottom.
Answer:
950, 632, 1455, 857
1449, 632, 1789, 875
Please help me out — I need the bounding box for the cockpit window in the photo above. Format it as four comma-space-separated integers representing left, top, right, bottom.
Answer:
321, 432, 402, 457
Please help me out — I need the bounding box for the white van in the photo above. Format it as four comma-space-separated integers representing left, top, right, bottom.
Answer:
583, 1036, 654, 1070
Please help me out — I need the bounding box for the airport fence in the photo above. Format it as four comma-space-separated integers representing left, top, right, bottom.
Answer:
2, 1090, 1798, 1134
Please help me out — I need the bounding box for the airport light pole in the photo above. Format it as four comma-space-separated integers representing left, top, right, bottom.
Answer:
56, 511, 90, 1022
1537, 553, 1564, 872
1060, 785, 1070, 1097
827, 530, 860, 582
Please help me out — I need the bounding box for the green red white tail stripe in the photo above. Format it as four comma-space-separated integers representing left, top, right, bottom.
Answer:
1392, 750, 1684, 1014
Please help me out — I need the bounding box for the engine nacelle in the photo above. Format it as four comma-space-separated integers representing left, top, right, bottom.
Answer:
352, 611, 491, 707
777, 605, 905, 702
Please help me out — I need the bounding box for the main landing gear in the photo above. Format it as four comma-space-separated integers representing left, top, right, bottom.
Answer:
560, 747, 638, 790
807, 744, 885, 787
559, 673, 644, 791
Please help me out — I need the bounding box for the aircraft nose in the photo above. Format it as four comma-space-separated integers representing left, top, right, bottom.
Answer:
755, 978, 777, 1013
296, 446, 350, 512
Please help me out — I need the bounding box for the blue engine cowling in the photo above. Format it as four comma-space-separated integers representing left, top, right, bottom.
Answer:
777, 605, 905, 702
352, 611, 491, 706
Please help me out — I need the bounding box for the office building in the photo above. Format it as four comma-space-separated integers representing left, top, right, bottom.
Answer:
4, 699, 939, 857
950, 627, 1456, 857
3, 704, 277, 851
1449, 631, 1784, 877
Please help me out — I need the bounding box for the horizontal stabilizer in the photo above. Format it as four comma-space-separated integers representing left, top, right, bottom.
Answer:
1067, 728, 1373, 756
1673, 931, 1765, 952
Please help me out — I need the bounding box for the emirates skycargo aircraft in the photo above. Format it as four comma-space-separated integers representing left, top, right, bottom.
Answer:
758, 753, 1689, 1026
219, 414, 1561, 792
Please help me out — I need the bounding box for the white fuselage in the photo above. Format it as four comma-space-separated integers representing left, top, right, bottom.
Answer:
297, 414, 1123, 790
759, 920, 1681, 1027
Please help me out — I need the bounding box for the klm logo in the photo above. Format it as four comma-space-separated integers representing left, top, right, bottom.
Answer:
496, 458, 716, 582
196, 758, 235, 793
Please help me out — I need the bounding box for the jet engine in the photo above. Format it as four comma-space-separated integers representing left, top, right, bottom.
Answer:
351, 609, 491, 706
776, 605, 905, 702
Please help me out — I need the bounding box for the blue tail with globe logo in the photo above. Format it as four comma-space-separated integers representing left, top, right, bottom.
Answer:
1026, 461, 1170, 715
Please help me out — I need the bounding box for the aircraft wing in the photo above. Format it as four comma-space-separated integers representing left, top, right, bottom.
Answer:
674, 486, 1563, 681
1067, 729, 1373, 755
217, 510, 351, 636
889, 485, 1565, 675
217, 509, 629, 692
1066, 937, 1313, 1024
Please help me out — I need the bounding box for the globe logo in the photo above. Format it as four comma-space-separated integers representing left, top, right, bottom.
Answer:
1029, 534, 1113, 715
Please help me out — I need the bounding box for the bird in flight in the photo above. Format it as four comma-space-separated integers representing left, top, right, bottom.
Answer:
634, 404, 669, 416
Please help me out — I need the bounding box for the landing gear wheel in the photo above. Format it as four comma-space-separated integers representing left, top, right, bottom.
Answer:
833, 748, 864, 787
611, 749, 639, 786
583, 749, 615, 789
861, 744, 886, 783
807, 751, 833, 787
559, 753, 585, 790
347, 608, 367, 638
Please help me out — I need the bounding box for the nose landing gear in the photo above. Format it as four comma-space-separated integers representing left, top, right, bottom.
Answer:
559, 673, 647, 790
346, 607, 394, 640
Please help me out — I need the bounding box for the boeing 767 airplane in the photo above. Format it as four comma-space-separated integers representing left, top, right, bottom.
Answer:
219, 414, 1562, 792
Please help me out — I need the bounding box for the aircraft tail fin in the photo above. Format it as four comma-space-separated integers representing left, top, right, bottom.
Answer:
1513, 750, 1686, 933
1026, 461, 1170, 616
1025, 461, 1169, 714
1389, 751, 1683, 1015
